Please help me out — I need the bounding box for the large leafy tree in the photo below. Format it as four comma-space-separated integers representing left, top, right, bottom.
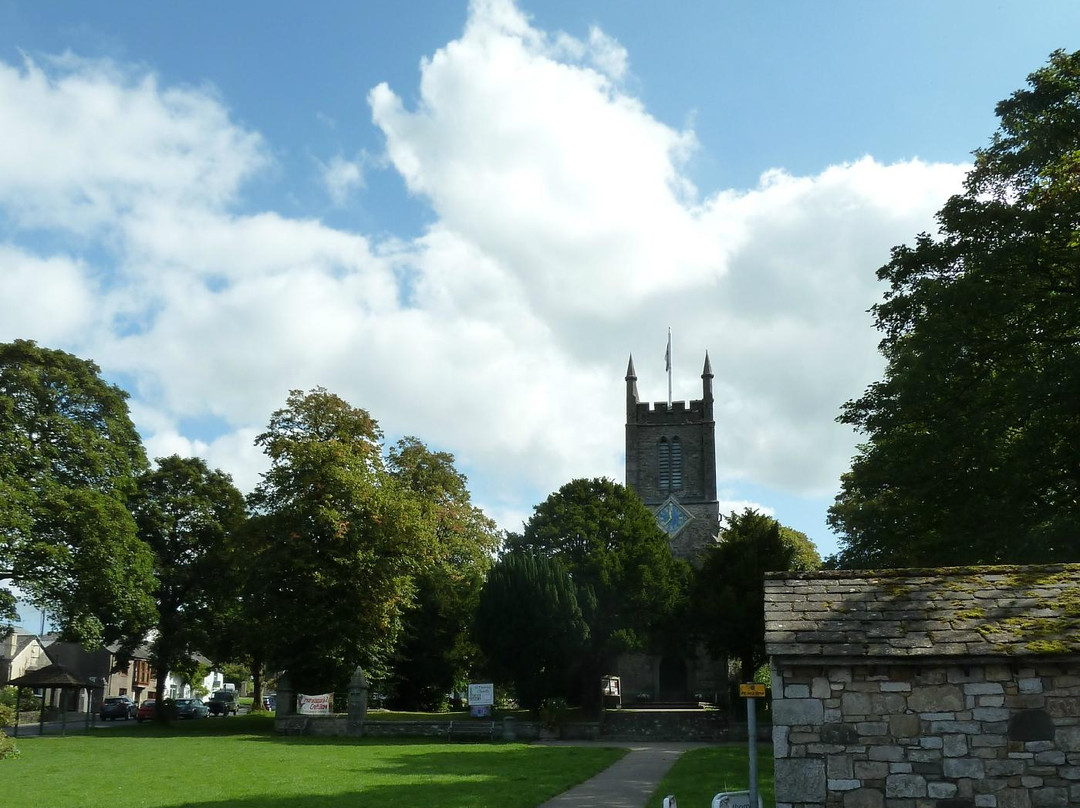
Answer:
830, 50, 1080, 568
473, 550, 589, 711
0, 340, 155, 647
511, 478, 690, 703
691, 509, 820, 681
131, 455, 247, 716
384, 437, 500, 711
247, 388, 433, 693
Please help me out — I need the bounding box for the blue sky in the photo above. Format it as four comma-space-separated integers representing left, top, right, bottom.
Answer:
4, 1, 1080, 628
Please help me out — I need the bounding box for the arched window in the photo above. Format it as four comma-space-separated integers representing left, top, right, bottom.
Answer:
658, 438, 670, 490
671, 437, 682, 490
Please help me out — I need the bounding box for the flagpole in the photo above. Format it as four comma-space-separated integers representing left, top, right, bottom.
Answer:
666, 327, 672, 408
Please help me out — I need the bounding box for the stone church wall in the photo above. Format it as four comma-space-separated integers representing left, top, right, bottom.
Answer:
771, 659, 1080, 808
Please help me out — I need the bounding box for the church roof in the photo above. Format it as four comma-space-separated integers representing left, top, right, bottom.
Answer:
764, 564, 1080, 661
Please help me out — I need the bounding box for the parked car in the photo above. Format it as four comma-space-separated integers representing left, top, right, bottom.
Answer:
100, 696, 137, 721
136, 700, 156, 723
263, 693, 276, 711
207, 690, 238, 716
175, 698, 209, 719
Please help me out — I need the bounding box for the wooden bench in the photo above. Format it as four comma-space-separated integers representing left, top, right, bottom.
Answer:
447, 720, 495, 742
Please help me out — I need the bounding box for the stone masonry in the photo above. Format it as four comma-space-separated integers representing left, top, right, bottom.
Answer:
765, 565, 1080, 808
624, 352, 720, 561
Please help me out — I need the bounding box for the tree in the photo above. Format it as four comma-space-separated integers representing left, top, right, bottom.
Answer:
691, 509, 821, 682
384, 437, 500, 711
131, 455, 247, 718
511, 478, 691, 704
829, 50, 1080, 568
473, 550, 589, 711
0, 340, 155, 647
247, 388, 433, 693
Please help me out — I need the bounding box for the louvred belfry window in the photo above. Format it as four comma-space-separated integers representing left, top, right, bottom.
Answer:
671, 438, 682, 490
658, 439, 670, 490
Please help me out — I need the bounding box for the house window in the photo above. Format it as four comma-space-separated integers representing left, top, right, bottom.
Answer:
658, 439, 670, 490
671, 438, 682, 490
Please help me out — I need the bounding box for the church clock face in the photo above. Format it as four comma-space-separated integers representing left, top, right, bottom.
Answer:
655, 497, 692, 537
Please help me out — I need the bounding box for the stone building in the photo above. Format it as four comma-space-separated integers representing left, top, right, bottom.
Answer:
616, 352, 725, 703
0, 631, 49, 686
624, 352, 720, 561
765, 564, 1080, 808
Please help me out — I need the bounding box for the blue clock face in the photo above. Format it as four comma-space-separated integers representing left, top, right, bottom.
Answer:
655, 498, 692, 536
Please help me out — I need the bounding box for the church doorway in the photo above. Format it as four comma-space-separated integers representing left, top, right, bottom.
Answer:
658, 655, 688, 702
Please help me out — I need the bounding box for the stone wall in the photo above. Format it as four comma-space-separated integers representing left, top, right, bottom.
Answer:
599, 708, 728, 741
770, 659, 1080, 808
615, 648, 728, 705
274, 716, 565, 741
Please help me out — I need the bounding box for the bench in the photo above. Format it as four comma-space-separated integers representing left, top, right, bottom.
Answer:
447, 720, 495, 742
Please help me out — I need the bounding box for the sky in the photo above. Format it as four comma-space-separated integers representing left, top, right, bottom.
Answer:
3, 0, 1080, 631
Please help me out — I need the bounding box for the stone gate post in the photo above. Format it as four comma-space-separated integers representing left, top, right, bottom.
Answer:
347, 666, 368, 736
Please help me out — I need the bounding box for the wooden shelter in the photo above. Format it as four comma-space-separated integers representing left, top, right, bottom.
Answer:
8, 662, 101, 736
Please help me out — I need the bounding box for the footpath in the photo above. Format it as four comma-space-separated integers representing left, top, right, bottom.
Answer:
535, 741, 710, 808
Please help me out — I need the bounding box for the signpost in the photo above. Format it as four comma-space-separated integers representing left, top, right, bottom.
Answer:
468, 683, 494, 718
738, 683, 766, 807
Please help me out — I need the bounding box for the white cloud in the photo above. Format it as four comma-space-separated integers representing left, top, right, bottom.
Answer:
318, 154, 365, 205
0, 245, 100, 344
0, 0, 968, 551
0, 54, 267, 234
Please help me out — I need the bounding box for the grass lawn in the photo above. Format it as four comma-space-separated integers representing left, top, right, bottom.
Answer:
1, 715, 625, 808
645, 744, 774, 808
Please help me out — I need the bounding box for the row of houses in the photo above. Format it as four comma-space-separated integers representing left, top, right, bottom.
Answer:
1, 631, 225, 713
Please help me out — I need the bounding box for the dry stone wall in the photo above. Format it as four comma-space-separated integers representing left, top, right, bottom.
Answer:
771, 659, 1080, 808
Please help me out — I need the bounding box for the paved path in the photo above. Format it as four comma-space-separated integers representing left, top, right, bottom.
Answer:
535, 741, 709, 808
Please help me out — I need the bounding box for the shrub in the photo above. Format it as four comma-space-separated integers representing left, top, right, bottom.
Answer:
0, 730, 19, 761
0, 703, 14, 728
539, 697, 568, 730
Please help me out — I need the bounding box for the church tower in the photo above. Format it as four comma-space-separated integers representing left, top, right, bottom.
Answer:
625, 352, 720, 560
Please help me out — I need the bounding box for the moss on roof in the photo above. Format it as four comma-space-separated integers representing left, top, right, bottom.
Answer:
764, 563, 1080, 660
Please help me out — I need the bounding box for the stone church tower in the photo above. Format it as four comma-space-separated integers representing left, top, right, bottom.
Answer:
624, 353, 720, 560
615, 350, 727, 703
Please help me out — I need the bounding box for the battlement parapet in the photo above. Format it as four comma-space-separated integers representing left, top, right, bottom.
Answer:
632, 399, 706, 425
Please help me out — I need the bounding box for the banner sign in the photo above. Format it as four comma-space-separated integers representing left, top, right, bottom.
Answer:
468, 683, 494, 706
298, 693, 332, 715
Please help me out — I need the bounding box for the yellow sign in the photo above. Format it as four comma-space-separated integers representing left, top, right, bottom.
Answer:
739, 683, 766, 698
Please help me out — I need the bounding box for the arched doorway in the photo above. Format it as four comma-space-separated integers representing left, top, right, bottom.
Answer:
658, 655, 688, 702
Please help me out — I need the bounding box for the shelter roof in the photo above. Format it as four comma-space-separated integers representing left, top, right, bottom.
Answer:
764, 563, 1080, 661
8, 662, 100, 688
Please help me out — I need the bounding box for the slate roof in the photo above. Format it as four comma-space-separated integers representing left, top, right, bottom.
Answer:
1, 632, 43, 660
764, 564, 1080, 661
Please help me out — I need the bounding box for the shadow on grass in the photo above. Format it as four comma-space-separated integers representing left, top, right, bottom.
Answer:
171, 745, 622, 808
10, 729, 626, 808
165, 782, 552, 808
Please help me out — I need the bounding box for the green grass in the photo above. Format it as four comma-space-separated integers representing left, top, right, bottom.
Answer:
1, 715, 625, 808
645, 744, 774, 808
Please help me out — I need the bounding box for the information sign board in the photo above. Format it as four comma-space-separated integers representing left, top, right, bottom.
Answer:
468, 682, 494, 706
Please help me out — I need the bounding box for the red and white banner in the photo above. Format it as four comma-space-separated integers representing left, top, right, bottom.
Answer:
298, 693, 331, 715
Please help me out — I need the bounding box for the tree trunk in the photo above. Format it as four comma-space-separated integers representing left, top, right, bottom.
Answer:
250, 659, 264, 712
154, 666, 169, 723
